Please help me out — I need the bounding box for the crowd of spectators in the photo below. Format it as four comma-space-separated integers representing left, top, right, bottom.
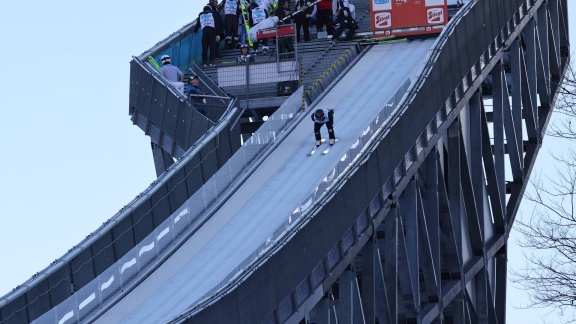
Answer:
190, 0, 357, 66
158, 0, 357, 114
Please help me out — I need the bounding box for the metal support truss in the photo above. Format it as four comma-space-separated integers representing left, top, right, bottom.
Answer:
170, 0, 570, 323
273, 0, 570, 323
151, 141, 175, 177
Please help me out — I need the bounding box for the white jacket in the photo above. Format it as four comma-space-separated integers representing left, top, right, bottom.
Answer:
248, 16, 279, 42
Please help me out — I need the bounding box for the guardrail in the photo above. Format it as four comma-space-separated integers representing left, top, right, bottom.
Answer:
30, 87, 305, 323
0, 94, 239, 324
168, 0, 547, 320
170, 77, 413, 322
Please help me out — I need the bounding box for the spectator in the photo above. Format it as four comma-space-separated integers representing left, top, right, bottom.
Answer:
274, 0, 291, 22
253, 0, 273, 14
237, 44, 255, 63
194, 5, 221, 67
159, 55, 185, 93
274, 0, 294, 53
345, 0, 355, 20
187, 75, 207, 115
249, 2, 269, 54
332, 0, 356, 41
218, 0, 241, 49
315, 0, 334, 36
293, 0, 315, 42
209, 0, 226, 58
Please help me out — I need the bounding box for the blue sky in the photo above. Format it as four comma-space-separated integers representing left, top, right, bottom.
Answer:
0, 1, 573, 322
0, 0, 205, 295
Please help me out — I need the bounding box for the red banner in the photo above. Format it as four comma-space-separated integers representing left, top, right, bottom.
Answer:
370, 0, 448, 38
256, 25, 296, 41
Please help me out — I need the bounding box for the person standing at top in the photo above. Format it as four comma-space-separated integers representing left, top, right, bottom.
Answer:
254, 0, 273, 14
159, 55, 185, 93
209, 0, 226, 58
273, 0, 291, 22
315, 0, 334, 36
311, 108, 335, 146
293, 0, 316, 43
249, 2, 269, 54
194, 5, 222, 67
274, 0, 294, 53
219, 0, 241, 49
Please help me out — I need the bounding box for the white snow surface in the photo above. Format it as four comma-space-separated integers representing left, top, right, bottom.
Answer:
95, 38, 435, 323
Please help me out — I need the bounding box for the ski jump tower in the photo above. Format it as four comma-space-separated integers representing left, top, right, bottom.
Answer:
0, 0, 570, 323
178, 0, 569, 322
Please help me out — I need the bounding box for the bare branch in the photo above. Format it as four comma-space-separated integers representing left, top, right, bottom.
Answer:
512, 57, 576, 322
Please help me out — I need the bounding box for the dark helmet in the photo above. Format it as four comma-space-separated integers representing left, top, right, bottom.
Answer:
203, 5, 212, 12
188, 75, 199, 84
315, 109, 325, 119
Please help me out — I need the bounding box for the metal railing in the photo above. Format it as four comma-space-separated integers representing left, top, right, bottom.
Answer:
170, 77, 414, 322
31, 86, 306, 324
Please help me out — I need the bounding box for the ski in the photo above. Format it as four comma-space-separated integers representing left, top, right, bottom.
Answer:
280, 0, 322, 24
321, 139, 337, 155
240, 0, 253, 47
307, 139, 326, 156
148, 55, 161, 71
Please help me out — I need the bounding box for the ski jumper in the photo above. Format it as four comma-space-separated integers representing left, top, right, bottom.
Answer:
316, 0, 334, 35
221, 0, 241, 48
194, 9, 220, 65
311, 109, 335, 141
249, 6, 270, 51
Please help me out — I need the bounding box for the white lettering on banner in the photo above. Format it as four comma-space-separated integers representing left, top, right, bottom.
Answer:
121, 258, 136, 274
427, 8, 444, 24
425, 0, 445, 6
374, 12, 392, 28
174, 208, 189, 223
372, 0, 392, 11
79, 293, 96, 311
100, 275, 115, 291
139, 242, 155, 257
58, 312, 74, 324
158, 226, 170, 241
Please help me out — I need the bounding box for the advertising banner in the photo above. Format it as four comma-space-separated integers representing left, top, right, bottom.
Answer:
370, 0, 448, 38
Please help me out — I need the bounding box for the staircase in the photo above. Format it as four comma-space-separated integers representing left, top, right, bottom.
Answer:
183, 0, 374, 118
